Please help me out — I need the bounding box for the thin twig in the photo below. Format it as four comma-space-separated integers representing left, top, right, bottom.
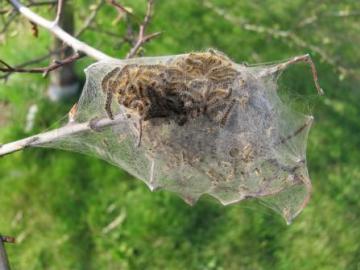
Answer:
126, 0, 161, 58
0, 52, 84, 77
108, 0, 138, 21
0, 10, 17, 34
53, 0, 64, 25
256, 54, 324, 95
0, 47, 64, 80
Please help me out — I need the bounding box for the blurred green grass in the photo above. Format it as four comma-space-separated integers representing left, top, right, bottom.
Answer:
1, 0, 360, 269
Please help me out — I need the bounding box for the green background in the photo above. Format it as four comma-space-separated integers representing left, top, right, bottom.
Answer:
0, 0, 359, 269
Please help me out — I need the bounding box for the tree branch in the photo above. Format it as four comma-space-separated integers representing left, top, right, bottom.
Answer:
0, 52, 84, 77
9, 0, 114, 61
0, 114, 126, 157
0, 50, 58, 80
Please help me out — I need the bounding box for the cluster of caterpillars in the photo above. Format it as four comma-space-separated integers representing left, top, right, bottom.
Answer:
101, 50, 241, 144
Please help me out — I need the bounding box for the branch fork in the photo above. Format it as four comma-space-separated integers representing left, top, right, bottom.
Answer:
9, 0, 114, 61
